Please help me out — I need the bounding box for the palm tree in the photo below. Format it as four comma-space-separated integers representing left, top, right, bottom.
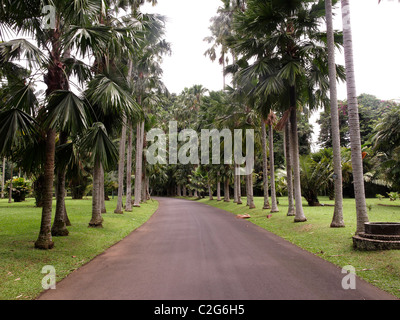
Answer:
260, 121, 271, 210
0, 0, 146, 248
125, 118, 133, 212
80, 123, 118, 228
340, 0, 369, 233
229, 0, 344, 222
1, 157, 5, 198
325, 0, 345, 228
266, 111, 279, 213
45, 91, 88, 236
284, 119, 295, 216
131, 16, 169, 207
114, 117, 127, 213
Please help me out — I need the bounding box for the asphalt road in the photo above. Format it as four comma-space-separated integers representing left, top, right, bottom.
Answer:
38, 197, 397, 300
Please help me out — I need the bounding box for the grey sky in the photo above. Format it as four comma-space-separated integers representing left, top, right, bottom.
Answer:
142, 0, 400, 102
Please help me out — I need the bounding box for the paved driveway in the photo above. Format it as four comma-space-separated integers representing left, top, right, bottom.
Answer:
38, 197, 397, 300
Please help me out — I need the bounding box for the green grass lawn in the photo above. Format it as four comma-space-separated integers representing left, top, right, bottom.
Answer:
195, 196, 400, 299
0, 197, 158, 300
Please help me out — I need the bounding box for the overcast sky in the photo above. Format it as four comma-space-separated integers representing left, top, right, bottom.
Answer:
142, 0, 400, 102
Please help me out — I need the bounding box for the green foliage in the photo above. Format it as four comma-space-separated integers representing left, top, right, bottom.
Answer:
376, 194, 385, 201
387, 192, 399, 202
5, 177, 32, 202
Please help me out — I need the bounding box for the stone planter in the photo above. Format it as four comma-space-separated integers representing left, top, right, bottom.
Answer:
353, 222, 400, 251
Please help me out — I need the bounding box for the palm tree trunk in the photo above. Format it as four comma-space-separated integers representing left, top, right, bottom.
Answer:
233, 166, 238, 203
208, 177, 213, 200
114, 117, 127, 214
52, 131, 69, 236
261, 122, 270, 209
141, 124, 147, 203
52, 166, 69, 236
1, 157, 5, 199
326, 0, 345, 228
100, 165, 106, 213
216, 171, 221, 201
89, 158, 103, 228
289, 88, 307, 223
35, 129, 56, 249
146, 176, 150, 200
237, 174, 242, 205
64, 202, 71, 226
8, 162, 13, 203
285, 121, 295, 216
246, 171, 249, 206
269, 123, 279, 213
125, 120, 133, 211
133, 121, 143, 207
341, 0, 368, 234
224, 173, 230, 202
248, 173, 255, 209
35, 22, 65, 249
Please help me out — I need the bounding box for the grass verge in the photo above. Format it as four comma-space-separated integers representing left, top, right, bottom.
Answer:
195, 196, 400, 299
0, 197, 158, 300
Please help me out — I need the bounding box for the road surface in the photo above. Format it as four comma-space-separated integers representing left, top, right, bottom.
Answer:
38, 197, 396, 300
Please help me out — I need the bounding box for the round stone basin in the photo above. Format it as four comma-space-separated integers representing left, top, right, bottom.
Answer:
364, 222, 400, 236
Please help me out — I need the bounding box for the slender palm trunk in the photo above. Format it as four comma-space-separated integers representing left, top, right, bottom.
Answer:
8, 162, 13, 203
247, 173, 255, 209
224, 172, 230, 202
289, 88, 307, 223
36, 20, 66, 249
237, 174, 242, 205
216, 171, 221, 201
125, 120, 133, 211
326, 0, 345, 228
269, 123, 279, 213
285, 121, 295, 216
35, 129, 56, 249
341, 0, 368, 234
233, 166, 238, 203
142, 122, 146, 200
89, 158, 103, 228
52, 132, 69, 236
100, 166, 106, 213
64, 202, 71, 226
208, 177, 213, 200
133, 121, 143, 207
1, 157, 5, 199
141, 124, 147, 203
261, 122, 270, 209
114, 117, 127, 214
146, 176, 150, 200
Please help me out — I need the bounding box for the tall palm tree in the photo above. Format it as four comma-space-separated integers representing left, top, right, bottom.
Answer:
0, 0, 145, 248
80, 123, 118, 227
1, 157, 5, 199
266, 111, 279, 213
325, 0, 344, 228
340, 0, 369, 233
229, 0, 344, 222
114, 117, 127, 213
